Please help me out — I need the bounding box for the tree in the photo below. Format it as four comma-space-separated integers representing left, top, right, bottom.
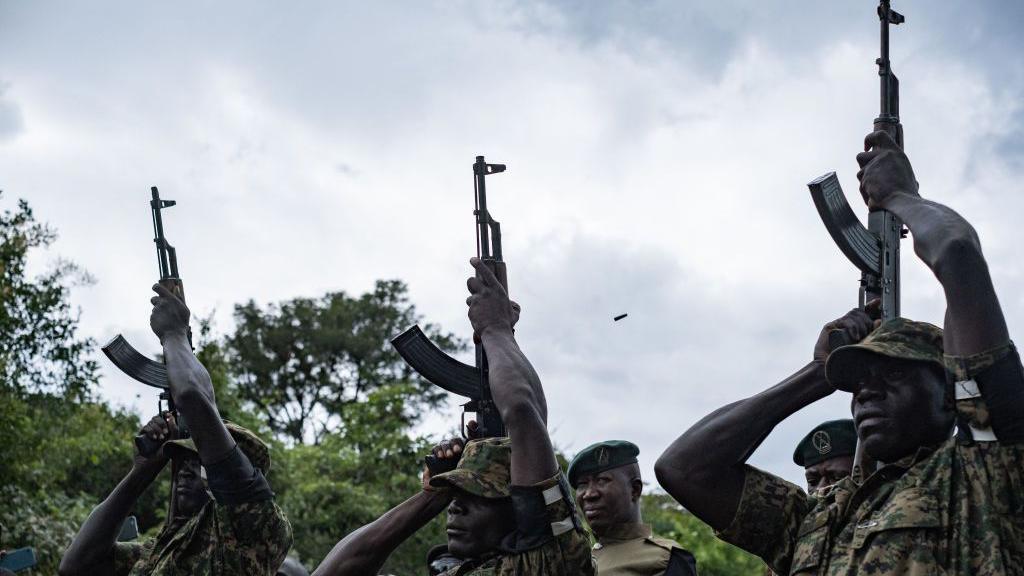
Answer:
0, 194, 169, 574
227, 280, 463, 444
0, 192, 97, 398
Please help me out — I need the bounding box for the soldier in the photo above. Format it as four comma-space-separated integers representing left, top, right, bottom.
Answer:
313, 258, 594, 576
656, 131, 1024, 575
791, 420, 858, 494
568, 440, 697, 576
59, 285, 292, 575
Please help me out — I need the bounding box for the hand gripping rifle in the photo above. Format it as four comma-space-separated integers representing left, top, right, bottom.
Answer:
102, 187, 193, 458
809, 0, 906, 342
807, 0, 906, 478
391, 156, 508, 471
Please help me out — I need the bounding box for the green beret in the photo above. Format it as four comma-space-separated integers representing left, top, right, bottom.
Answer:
793, 419, 858, 467
826, 318, 944, 392
567, 440, 639, 486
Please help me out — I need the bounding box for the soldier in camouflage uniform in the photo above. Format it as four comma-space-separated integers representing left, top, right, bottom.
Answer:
656, 130, 1024, 575
59, 284, 292, 575
313, 258, 594, 576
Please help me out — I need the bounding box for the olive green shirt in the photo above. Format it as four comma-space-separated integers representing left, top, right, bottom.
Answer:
717, 398, 1024, 575
593, 522, 680, 576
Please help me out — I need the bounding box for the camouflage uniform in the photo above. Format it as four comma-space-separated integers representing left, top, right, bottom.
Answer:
113, 423, 293, 575
718, 320, 1024, 575
429, 438, 596, 576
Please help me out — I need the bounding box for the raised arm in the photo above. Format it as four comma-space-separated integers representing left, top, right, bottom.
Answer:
59, 415, 174, 576
856, 130, 1009, 355
466, 257, 558, 486
312, 440, 460, 576
655, 309, 875, 530
149, 284, 234, 464
857, 130, 1022, 440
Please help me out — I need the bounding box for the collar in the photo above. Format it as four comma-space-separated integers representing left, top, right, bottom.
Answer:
597, 522, 652, 544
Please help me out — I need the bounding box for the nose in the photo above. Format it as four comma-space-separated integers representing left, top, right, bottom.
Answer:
854, 380, 885, 404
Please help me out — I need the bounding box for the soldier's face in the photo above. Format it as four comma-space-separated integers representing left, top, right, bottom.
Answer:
851, 358, 953, 463
804, 455, 855, 494
574, 466, 640, 536
174, 457, 211, 517
445, 490, 515, 559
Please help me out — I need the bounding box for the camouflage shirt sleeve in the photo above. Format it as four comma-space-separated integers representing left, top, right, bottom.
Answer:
112, 539, 153, 576
493, 473, 595, 576
947, 342, 1024, 443
217, 499, 293, 575
716, 465, 810, 575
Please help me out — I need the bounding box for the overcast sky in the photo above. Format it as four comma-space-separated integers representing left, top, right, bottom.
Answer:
3, 1, 1023, 490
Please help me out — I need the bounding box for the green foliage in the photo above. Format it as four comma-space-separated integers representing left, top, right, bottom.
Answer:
226, 280, 464, 444
0, 192, 97, 398
0, 484, 96, 576
274, 384, 445, 572
643, 492, 767, 576
0, 195, 171, 572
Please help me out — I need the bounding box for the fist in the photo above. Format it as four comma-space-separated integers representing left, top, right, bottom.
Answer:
813, 302, 880, 364
422, 437, 465, 492
134, 412, 178, 465
149, 283, 190, 341
466, 257, 515, 340
856, 130, 919, 211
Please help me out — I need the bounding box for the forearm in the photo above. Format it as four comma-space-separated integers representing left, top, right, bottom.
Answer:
312, 490, 450, 576
60, 463, 163, 574
885, 193, 1009, 354
656, 361, 831, 530
161, 331, 235, 463
480, 328, 559, 484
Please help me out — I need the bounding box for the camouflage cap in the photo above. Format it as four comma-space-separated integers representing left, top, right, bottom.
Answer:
793, 419, 857, 467
567, 440, 639, 486
826, 318, 944, 392
163, 421, 272, 472
429, 437, 511, 499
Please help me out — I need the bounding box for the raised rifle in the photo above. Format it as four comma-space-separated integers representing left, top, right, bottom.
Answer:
102, 187, 193, 458
391, 156, 508, 470
808, 0, 906, 477
809, 0, 906, 339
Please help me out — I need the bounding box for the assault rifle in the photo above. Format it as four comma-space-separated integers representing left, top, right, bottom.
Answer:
391, 156, 508, 469
808, 0, 907, 479
809, 0, 907, 346
102, 187, 193, 457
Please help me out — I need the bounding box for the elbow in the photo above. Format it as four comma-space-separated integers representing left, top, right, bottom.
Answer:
927, 225, 986, 278
498, 390, 545, 428
655, 440, 713, 500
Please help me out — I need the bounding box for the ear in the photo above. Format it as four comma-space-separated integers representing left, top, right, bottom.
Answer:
630, 477, 643, 501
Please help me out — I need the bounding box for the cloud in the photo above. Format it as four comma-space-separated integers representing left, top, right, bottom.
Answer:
3, 1, 1023, 490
